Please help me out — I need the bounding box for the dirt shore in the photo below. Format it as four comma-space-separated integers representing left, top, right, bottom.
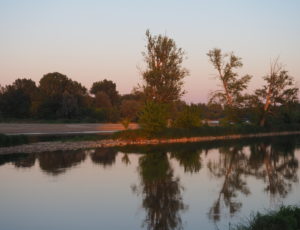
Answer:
0, 123, 139, 135
1, 131, 300, 155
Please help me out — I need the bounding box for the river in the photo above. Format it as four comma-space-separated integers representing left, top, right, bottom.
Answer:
0, 135, 300, 230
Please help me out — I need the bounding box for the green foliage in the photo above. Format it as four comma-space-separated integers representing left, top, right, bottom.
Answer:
174, 104, 202, 128
252, 60, 299, 126
234, 206, 300, 230
138, 101, 169, 134
142, 30, 188, 103
207, 48, 252, 107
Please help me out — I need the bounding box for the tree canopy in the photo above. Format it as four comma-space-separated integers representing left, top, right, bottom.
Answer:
142, 30, 188, 103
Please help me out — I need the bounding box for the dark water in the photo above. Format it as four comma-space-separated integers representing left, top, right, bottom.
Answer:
1, 136, 300, 230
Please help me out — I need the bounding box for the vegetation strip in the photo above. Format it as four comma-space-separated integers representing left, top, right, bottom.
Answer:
1, 131, 300, 155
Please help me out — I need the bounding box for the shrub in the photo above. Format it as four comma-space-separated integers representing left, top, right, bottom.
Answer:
234, 205, 300, 230
138, 101, 169, 134
174, 105, 202, 128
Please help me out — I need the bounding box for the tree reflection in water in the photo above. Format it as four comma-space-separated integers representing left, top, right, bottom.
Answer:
0, 136, 299, 226
207, 137, 299, 222
90, 148, 118, 167
38, 150, 86, 175
133, 151, 187, 230
207, 145, 250, 221
248, 138, 298, 199
170, 145, 202, 173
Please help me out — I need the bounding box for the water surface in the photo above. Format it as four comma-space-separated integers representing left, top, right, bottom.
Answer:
1, 136, 300, 230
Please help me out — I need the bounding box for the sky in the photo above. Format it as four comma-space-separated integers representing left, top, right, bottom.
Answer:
0, 0, 299, 103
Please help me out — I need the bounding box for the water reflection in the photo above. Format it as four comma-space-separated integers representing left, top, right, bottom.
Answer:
133, 151, 187, 230
38, 150, 86, 175
207, 145, 250, 221
90, 148, 118, 167
0, 136, 299, 229
248, 141, 298, 199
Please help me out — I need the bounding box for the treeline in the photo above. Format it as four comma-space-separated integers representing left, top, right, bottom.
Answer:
0, 74, 227, 122
0, 30, 299, 128
0, 73, 143, 122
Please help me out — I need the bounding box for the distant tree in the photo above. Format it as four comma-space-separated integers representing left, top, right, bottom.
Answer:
141, 30, 188, 103
90, 79, 120, 106
253, 59, 299, 126
120, 99, 141, 121
95, 91, 112, 109
207, 48, 252, 107
37, 72, 88, 119
0, 78, 37, 118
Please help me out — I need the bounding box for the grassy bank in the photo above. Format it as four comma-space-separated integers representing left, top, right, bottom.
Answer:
113, 124, 300, 140
233, 205, 300, 230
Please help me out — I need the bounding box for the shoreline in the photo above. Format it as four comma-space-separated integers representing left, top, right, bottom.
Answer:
1, 130, 300, 155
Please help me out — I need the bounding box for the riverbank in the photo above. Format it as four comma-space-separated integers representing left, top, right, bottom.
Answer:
1, 130, 300, 155
0, 123, 139, 135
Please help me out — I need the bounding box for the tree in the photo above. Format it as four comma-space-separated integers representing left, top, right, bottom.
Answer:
37, 72, 88, 119
90, 79, 120, 106
207, 48, 252, 107
120, 99, 141, 121
0, 78, 37, 118
253, 59, 299, 126
142, 30, 188, 103
95, 91, 112, 109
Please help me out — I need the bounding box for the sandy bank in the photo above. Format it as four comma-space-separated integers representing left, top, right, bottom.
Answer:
0, 123, 139, 135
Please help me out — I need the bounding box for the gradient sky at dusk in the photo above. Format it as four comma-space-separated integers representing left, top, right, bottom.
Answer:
1, 0, 299, 102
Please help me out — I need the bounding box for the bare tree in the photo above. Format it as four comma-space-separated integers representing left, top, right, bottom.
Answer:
207, 48, 252, 107
254, 59, 299, 126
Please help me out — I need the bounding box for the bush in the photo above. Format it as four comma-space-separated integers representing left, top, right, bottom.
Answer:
174, 105, 202, 128
234, 205, 300, 230
138, 101, 169, 134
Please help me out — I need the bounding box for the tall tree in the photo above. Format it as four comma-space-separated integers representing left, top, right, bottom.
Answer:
253, 59, 299, 126
207, 48, 251, 107
142, 30, 188, 103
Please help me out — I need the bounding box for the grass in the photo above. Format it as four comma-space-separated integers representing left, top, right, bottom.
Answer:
233, 205, 300, 230
0, 133, 109, 147
0, 134, 29, 147
113, 124, 300, 141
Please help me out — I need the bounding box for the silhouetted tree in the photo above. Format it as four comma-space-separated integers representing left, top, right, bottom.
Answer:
90, 79, 120, 106
0, 78, 37, 118
37, 72, 88, 119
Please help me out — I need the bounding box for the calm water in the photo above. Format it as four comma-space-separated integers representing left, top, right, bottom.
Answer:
1, 136, 300, 230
